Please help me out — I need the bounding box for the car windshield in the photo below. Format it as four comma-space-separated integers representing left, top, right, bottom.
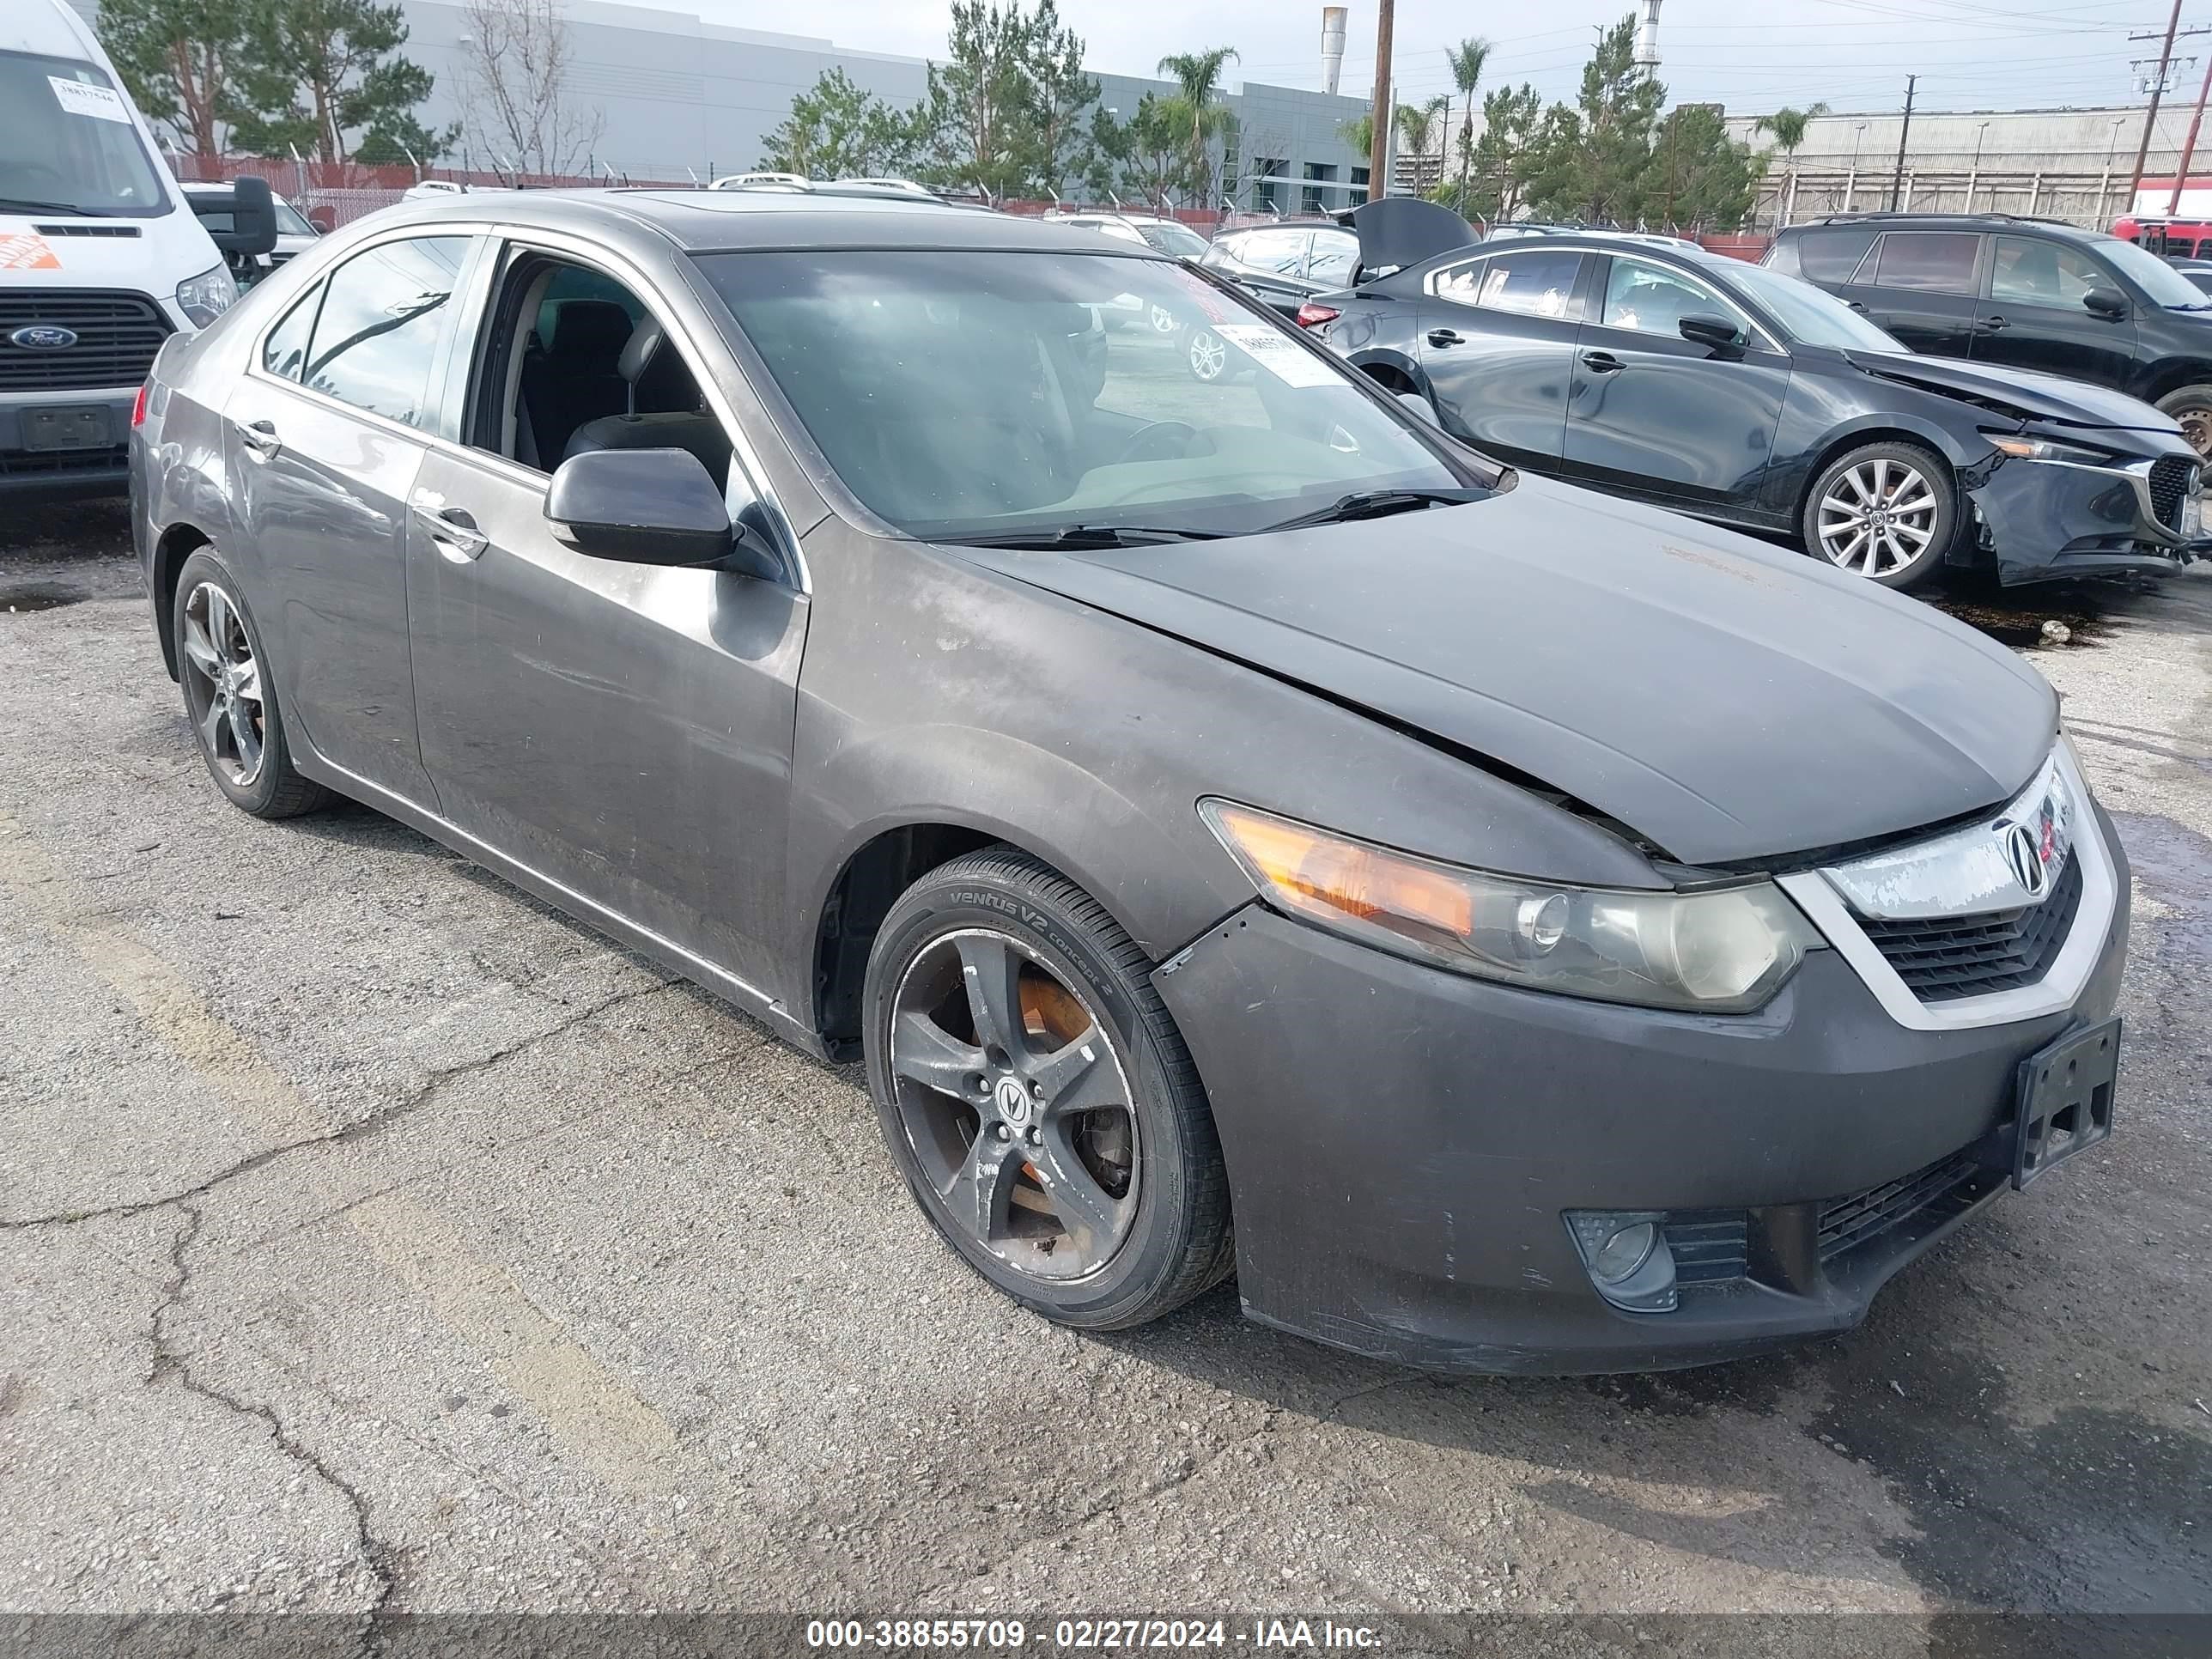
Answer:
1136, 221, 1208, 258
273, 198, 315, 236
699, 249, 1473, 541
0, 51, 169, 219
1726, 261, 1905, 351
2094, 234, 2212, 309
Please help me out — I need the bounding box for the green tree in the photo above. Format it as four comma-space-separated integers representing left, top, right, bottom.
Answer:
228, 0, 451, 164
96, 0, 257, 161
908, 0, 1046, 197
1648, 102, 1758, 231
1753, 100, 1829, 228
757, 69, 915, 178
1119, 92, 1194, 209
1521, 16, 1661, 223
1443, 37, 1491, 210
1156, 46, 1237, 206
1029, 8, 1101, 198
1446, 82, 1541, 222
1396, 94, 1449, 194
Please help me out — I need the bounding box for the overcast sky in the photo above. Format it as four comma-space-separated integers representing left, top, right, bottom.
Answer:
679, 0, 2195, 118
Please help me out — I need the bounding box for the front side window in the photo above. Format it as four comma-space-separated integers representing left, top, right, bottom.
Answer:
0, 51, 169, 218
1601, 257, 1729, 336
1990, 236, 2106, 308
262, 283, 321, 380
699, 249, 1468, 541
302, 236, 470, 428
1869, 232, 1980, 295
1456, 249, 1583, 319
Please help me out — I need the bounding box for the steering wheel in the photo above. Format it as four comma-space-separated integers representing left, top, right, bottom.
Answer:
1115, 421, 1201, 465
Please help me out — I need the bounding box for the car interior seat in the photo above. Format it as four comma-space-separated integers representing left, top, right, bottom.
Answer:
563, 316, 732, 484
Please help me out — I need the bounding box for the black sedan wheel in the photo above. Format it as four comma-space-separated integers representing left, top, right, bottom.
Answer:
1802, 442, 1955, 591
863, 848, 1233, 1328
172, 549, 331, 818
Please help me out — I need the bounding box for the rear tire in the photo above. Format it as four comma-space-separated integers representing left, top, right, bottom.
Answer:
862, 848, 1233, 1330
172, 548, 332, 819
2154, 384, 2212, 459
1799, 441, 1955, 592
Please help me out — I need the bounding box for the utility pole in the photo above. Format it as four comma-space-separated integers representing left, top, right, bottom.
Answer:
1887, 76, 1917, 211
2131, 0, 2187, 204
2170, 46, 2212, 213
1367, 0, 1395, 201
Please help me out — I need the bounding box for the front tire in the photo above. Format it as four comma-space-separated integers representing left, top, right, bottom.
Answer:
862, 848, 1233, 1330
1800, 441, 1955, 591
2154, 384, 2212, 459
172, 548, 331, 818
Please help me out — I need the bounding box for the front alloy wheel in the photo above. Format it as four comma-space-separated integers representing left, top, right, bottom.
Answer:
1187, 328, 1230, 382
1804, 442, 1955, 591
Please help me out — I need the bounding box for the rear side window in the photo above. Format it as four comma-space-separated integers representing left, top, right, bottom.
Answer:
303, 235, 471, 428
1789, 227, 1881, 283
1443, 248, 1583, 319
261, 283, 321, 381
1305, 232, 1357, 285
1869, 232, 1980, 295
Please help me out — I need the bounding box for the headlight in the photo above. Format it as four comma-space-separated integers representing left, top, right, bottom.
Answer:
1200, 799, 1822, 1013
1985, 432, 2111, 465
174, 264, 238, 329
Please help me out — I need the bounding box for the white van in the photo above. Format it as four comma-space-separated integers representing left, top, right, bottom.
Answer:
1, 0, 257, 499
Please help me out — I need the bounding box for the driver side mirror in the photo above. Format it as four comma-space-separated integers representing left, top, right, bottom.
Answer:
203, 176, 277, 258
545, 447, 776, 575
2084, 286, 2130, 320
1678, 313, 1744, 350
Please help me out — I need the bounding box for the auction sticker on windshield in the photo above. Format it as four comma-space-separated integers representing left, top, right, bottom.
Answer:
1211, 322, 1340, 387
49, 77, 133, 124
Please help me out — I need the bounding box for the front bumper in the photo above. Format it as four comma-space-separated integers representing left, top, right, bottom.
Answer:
1966, 450, 2209, 584
1152, 808, 2130, 1376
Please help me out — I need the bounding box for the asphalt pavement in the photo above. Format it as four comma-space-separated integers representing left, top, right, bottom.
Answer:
2, 500, 2207, 1643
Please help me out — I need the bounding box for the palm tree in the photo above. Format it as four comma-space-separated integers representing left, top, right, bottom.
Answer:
1445, 37, 1492, 210
1158, 47, 1238, 204
1395, 94, 1451, 195
1754, 102, 1830, 228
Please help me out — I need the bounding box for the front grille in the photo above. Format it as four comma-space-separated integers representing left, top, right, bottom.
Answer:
1818, 1151, 1981, 1261
2147, 455, 2196, 532
1856, 853, 2082, 1002
0, 290, 169, 393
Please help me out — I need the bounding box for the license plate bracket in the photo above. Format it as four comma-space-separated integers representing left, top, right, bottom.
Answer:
21, 404, 112, 453
2011, 1017, 2119, 1189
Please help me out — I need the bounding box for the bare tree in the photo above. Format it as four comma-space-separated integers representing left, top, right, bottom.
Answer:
457, 0, 605, 178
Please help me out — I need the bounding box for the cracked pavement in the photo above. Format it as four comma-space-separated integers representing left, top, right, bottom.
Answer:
2, 502, 2208, 1628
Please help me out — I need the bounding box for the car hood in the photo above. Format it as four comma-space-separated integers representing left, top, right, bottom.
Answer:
944, 477, 2057, 867
1846, 349, 2181, 432
1336, 197, 1477, 276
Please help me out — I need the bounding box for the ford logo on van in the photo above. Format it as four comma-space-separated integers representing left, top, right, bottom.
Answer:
9, 325, 79, 350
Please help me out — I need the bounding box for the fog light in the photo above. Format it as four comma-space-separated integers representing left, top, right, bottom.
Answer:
1565, 1211, 1679, 1313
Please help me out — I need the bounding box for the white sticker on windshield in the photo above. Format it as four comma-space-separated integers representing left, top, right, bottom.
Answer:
49, 76, 133, 124
1211, 322, 1340, 388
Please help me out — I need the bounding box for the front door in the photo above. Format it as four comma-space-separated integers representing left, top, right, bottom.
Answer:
223, 232, 475, 804
1969, 234, 2139, 391
404, 246, 810, 993
1563, 252, 1793, 518
1417, 246, 1589, 465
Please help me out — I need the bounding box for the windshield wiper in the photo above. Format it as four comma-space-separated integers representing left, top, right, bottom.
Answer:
0, 198, 116, 218
944, 523, 1226, 550
1256, 487, 1484, 533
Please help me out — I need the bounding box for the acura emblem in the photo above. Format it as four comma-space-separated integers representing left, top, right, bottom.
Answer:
2003, 822, 2049, 897
8, 325, 78, 350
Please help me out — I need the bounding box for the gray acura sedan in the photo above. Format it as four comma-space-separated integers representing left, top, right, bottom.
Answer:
130, 189, 2125, 1373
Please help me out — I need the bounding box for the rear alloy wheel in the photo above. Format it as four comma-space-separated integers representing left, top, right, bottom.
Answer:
2154, 384, 2212, 459
172, 549, 331, 818
1186, 327, 1231, 382
1149, 302, 1179, 334
863, 848, 1233, 1329
1802, 442, 1955, 592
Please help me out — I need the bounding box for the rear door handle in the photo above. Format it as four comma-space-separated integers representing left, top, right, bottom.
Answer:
234, 417, 282, 459
1980, 314, 2010, 331
412, 494, 489, 562
1426, 327, 1465, 348
1581, 350, 1624, 372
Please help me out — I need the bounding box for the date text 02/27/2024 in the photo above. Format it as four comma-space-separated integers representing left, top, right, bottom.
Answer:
804, 1619, 1386, 1650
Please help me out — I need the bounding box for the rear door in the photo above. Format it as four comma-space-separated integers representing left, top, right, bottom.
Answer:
1416, 245, 1589, 464
1969, 233, 2139, 390
223, 230, 477, 805
1838, 230, 1985, 358
1562, 252, 1792, 518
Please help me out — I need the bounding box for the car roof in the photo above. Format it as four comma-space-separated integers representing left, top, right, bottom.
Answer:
1783, 213, 2106, 244
354, 187, 1170, 257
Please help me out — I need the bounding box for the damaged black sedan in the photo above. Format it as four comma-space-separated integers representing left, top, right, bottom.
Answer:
135, 190, 2126, 1375
1307, 199, 2208, 588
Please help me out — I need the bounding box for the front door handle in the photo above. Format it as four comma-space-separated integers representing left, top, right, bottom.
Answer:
1980, 314, 2010, 331
235, 417, 282, 459
1581, 349, 1624, 373
1426, 327, 1466, 348
412, 495, 489, 562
